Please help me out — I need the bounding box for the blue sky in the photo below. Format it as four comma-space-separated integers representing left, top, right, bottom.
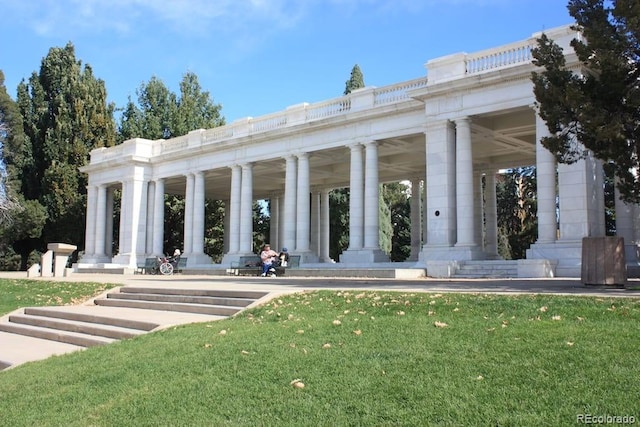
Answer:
0, 0, 573, 124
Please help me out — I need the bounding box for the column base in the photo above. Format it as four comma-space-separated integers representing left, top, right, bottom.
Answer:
184, 253, 212, 266
79, 254, 113, 264
418, 244, 485, 262
526, 240, 582, 278
339, 248, 389, 264
294, 251, 319, 264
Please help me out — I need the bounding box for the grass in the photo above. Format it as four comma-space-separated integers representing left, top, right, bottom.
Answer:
0, 278, 111, 316
0, 282, 639, 426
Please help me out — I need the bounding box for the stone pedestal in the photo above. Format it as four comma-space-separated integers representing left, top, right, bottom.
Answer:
43, 243, 78, 277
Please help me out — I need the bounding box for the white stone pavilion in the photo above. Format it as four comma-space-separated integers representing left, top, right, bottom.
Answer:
78, 25, 640, 278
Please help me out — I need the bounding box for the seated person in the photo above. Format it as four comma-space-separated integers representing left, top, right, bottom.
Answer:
279, 247, 290, 267
260, 244, 279, 277
170, 249, 181, 267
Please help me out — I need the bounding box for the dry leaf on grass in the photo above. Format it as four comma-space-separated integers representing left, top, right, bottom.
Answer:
204, 343, 212, 348
539, 306, 548, 312
241, 350, 250, 355
434, 321, 448, 328
353, 329, 362, 336
219, 330, 227, 335
322, 343, 332, 349
290, 379, 305, 389
552, 315, 562, 321
333, 319, 342, 326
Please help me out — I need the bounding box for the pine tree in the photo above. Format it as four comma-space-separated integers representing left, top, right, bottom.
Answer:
531, 0, 640, 203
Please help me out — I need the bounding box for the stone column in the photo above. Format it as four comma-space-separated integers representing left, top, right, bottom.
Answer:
348, 144, 364, 250
94, 185, 107, 257
112, 175, 148, 268
363, 141, 380, 250
192, 171, 205, 256
239, 163, 254, 254
145, 181, 155, 255
535, 114, 557, 244
284, 155, 298, 251
422, 121, 456, 252
105, 187, 114, 257
296, 153, 311, 253
183, 173, 194, 256
409, 178, 422, 261
84, 185, 98, 258
228, 165, 242, 254
152, 178, 165, 256
320, 189, 332, 262
455, 117, 476, 247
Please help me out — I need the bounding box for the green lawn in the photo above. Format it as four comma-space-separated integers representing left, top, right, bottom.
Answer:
0, 281, 639, 426
0, 278, 111, 316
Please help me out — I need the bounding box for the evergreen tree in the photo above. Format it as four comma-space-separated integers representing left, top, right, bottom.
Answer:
8, 43, 116, 267
496, 167, 538, 260
344, 64, 365, 95
531, 0, 640, 203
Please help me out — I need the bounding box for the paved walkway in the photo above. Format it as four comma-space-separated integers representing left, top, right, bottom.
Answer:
2, 271, 639, 298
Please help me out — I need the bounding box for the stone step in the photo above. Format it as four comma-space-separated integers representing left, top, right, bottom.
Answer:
23, 307, 159, 331
8, 314, 146, 340
0, 322, 115, 348
95, 297, 242, 316
120, 286, 268, 300
454, 261, 518, 278
106, 292, 256, 307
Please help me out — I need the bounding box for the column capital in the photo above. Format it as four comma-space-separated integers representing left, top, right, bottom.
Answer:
454, 116, 471, 126
363, 140, 379, 148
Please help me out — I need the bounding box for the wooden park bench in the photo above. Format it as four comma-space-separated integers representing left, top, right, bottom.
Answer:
228, 255, 300, 276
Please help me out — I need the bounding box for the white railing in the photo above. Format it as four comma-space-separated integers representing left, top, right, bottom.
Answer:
250, 113, 288, 133
465, 40, 536, 74
374, 77, 428, 105
306, 98, 351, 120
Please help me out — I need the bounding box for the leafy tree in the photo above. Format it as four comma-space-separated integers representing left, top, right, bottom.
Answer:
7, 43, 116, 267
329, 188, 349, 260
344, 64, 365, 95
531, 0, 640, 203
119, 72, 226, 258
382, 182, 411, 261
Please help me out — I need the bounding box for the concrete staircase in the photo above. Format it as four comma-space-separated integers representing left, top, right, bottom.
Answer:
0, 286, 269, 370
453, 260, 518, 279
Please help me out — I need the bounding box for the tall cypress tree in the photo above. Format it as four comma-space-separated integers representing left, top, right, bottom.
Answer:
10, 43, 116, 265
344, 64, 365, 95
